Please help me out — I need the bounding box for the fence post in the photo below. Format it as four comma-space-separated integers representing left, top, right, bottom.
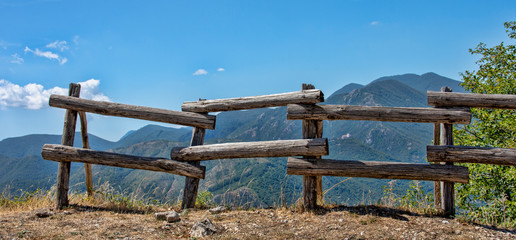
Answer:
181, 112, 207, 209
440, 86, 455, 216
181, 127, 206, 209
79, 111, 94, 197
433, 123, 441, 211
56, 83, 81, 209
301, 83, 324, 210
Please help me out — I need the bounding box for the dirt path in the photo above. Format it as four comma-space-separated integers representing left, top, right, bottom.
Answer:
1, 205, 514, 239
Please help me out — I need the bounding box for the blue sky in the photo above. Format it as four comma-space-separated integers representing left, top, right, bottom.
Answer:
1, 0, 515, 141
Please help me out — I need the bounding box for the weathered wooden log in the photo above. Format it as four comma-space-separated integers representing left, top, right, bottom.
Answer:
49, 95, 216, 129
287, 104, 471, 124
42, 144, 205, 179
428, 91, 516, 109
182, 127, 206, 209
287, 158, 469, 183
301, 83, 323, 210
78, 111, 94, 197
56, 83, 80, 209
171, 138, 329, 161
432, 122, 442, 211
181, 89, 324, 113
440, 86, 455, 217
428, 145, 516, 166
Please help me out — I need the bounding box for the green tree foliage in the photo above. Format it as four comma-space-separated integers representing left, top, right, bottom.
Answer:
455, 21, 516, 227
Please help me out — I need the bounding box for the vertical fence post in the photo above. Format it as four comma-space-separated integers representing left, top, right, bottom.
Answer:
181, 127, 206, 209
181, 107, 207, 209
79, 111, 94, 197
301, 83, 324, 210
433, 122, 442, 211
439, 86, 455, 216
56, 83, 81, 209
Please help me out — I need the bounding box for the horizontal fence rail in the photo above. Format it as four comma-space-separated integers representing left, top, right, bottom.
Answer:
42, 144, 206, 179
427, 91, 516, 109
171, 138, 329, 161
49, 95, 216, 129
182, 89, 324, 113
287, 157, 469, 183
427, 145, 516, 166
287, 104, 471, 124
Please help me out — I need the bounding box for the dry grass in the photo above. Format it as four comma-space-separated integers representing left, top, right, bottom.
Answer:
1, 191, 516, 239
0, 184, 167, 214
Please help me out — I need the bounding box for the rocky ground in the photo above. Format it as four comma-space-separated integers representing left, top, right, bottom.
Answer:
1, 204, 515, 239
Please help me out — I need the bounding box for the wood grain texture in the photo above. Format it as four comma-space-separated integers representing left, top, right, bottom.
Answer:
427, 145, 516, 166
49, 94, 216, 129
303, 175, 318, 210
287, 104, 471, 124
440, 86, 455, 217
182, 127, 206, 209
302, 119, 323, 209
300, 84, 324, 210
79, 111, 94, 197
302, 120, 324, 204
433, 123, 442, 211
428, 91, 516, 109
56, 83, 80, 209
181, 89, 324, 113
287, 158, 469, 183
171, 138, 329, 161
42, 144, 206, 179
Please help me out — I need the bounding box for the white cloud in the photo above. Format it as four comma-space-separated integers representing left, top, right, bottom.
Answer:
0, 79, 109, 110
46, 40, 69, 52
73, 36, 79, 45
10, 53, 24, 64
0, 41, 7, 50
24, 46, 68, 65
217, 68, 225, 72
0, 40, 17, 50
193, 69, 208, 75
370, 21, 380, 26
25, 46, 58, 59
77, 79, 110, 102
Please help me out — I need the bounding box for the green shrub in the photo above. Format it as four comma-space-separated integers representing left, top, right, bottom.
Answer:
381, 180, 434, 214
196, 190, 214, 208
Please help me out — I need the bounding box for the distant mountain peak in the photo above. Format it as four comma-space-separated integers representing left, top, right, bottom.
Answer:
326, 83, 364, 104
366, 78, 407, 87
421, 72, 439, 77
332, 83, 364, 95
371, 72, 464, 93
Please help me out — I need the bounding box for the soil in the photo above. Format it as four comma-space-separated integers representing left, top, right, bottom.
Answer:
1, 205, 515, 239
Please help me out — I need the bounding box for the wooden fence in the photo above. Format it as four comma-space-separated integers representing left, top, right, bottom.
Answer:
43, 83, 327, 209
286, 86, 472, 216
425, 89, 516, 216
41, 82, 516, 217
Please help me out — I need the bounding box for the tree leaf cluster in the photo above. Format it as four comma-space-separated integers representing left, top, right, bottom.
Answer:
455, 21, 516, 228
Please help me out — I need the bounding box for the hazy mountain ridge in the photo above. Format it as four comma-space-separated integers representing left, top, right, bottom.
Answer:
0, 133, 117, 159
0, 72, 464, 206
371, 72, 465, 93
115, 125, 192, 148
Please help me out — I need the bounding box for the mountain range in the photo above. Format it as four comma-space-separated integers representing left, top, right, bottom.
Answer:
0, 72, 464, 206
